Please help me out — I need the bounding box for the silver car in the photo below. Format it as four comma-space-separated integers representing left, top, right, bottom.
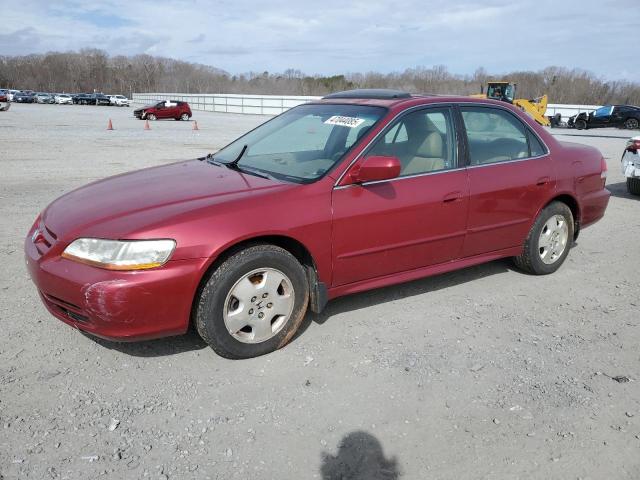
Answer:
622, 136, 640, 195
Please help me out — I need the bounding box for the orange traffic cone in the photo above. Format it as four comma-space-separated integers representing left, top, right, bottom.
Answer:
192, 120, 199, 131
107, 119, 113, 130
144, 119, 150, 130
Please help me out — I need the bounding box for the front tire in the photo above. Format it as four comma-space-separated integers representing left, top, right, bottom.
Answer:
574, 119, 587, 130
180, 113, 190, 121
147, 113, 157, 121
514, 201, 574, 275
195, 245, 309, 359
627, 177, 640, 195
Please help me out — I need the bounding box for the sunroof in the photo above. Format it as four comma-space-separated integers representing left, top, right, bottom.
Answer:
323, 89, 412, 100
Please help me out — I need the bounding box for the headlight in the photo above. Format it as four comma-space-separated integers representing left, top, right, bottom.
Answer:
62, 238, 176, 270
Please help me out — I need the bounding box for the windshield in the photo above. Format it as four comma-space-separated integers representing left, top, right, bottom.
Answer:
212, 103, 386, 183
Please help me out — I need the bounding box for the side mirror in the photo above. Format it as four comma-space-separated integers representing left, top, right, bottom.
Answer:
350, 155, 401, 184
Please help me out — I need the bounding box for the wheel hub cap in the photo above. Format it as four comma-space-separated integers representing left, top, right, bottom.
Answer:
223, 268, 294, 344
538, 215, 569, 265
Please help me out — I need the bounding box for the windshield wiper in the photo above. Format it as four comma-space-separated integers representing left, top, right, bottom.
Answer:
237, 166, 277, 180
224, 144, 248, 171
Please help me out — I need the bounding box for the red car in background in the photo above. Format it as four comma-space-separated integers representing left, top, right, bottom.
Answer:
25, 89, 610, 359
133, 100, 192, 121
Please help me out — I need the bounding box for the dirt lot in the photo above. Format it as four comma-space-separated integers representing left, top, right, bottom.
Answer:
1, 103, 639, 479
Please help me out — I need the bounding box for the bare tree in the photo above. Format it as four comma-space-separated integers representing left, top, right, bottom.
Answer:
1, 50, 638, 105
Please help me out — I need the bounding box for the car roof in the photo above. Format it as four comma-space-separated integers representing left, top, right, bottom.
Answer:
316, 89, 511, 109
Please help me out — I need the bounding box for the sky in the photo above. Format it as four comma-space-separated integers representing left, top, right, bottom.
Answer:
1, 0, 639, 80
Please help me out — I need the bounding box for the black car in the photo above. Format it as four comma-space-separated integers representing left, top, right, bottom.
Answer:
14, 92, 35, 103
92, 93, 111, 106
569, 105, 640, 130
73, 93, 93, 105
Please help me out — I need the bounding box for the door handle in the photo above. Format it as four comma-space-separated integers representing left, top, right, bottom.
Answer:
536, 176, 550, 186
442, 191, 463, 203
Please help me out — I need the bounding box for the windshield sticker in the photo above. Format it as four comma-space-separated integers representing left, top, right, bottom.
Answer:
324, 116, 365, 128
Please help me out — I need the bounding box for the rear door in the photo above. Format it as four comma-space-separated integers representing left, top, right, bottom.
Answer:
331, 106, 469, 286
459, 105, 555, 257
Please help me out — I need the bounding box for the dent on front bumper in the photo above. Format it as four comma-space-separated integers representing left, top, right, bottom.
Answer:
24, 231, 209, 341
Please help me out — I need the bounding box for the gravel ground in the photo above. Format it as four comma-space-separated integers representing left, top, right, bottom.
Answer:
1, 103, 639, 480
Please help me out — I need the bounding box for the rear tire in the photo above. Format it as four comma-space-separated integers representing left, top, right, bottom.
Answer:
514, 202, 574, 275
574, 119, 587, 130
625, 118, 639, 130
195, 244, 309, 359
627, 177, 640, 195
180, 113, 190, 121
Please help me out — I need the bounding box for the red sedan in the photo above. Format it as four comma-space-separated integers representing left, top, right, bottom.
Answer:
25, 89, 610, 358
133, 100, 192, 121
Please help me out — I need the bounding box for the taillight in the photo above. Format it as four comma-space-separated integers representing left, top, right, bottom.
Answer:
600, 157, 608, 180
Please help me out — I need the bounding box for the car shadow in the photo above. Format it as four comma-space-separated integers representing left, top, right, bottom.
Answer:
320, 431, 401, 479
299, 258, 513, 336
85, 327, 208, 357
607, 181, 640, 200
89, 258, 516, 358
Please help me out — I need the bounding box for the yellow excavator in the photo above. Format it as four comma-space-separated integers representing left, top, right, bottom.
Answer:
471, 81, 550, 127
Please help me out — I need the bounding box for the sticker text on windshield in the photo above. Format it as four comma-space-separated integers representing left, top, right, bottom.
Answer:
324, 116, 366, 128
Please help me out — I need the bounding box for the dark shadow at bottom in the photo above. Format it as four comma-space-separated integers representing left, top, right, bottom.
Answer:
321, 431, 401, 480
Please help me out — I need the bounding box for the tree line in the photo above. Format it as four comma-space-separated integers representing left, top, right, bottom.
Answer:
1, 49, 639, 106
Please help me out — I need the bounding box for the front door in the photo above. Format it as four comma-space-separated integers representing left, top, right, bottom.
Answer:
331, 107, 469, 286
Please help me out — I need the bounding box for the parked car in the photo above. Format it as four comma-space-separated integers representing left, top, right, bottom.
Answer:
25, 89, 610, 359
6, 89, 20, 101
35, 93, 54, 104
91, 93, 111, 106
14, 92, 35, 103
134, 100, 192, 120
107, 94, 130, 107
569, 105, 640, 130
73, 93, 93, 105
0, 91, 9, 111
54, 94, 73, 105
621, 136, 640, 195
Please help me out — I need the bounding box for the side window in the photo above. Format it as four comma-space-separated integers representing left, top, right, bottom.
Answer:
368, 108, 457, 176
383, 123, 409, 144
528, 131, 546, 157
461, 107, 529, 165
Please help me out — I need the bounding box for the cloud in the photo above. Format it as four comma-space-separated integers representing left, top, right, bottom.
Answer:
1, 0, 638, 81
188, 33, 206, 44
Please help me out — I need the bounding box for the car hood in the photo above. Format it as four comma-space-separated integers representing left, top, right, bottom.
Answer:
42, 159, 291, 241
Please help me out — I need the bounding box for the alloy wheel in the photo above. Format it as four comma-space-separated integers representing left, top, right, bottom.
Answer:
223, 268, 295, 344
538, 214, 569, 264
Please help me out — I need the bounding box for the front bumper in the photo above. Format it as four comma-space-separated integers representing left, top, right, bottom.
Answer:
24, 227, 209, 341
622, 150, 640, 178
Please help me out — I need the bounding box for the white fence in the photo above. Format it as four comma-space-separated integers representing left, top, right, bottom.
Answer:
132, 93, 599, 120
545, 104, 600, 121
132, 93, 320, 115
